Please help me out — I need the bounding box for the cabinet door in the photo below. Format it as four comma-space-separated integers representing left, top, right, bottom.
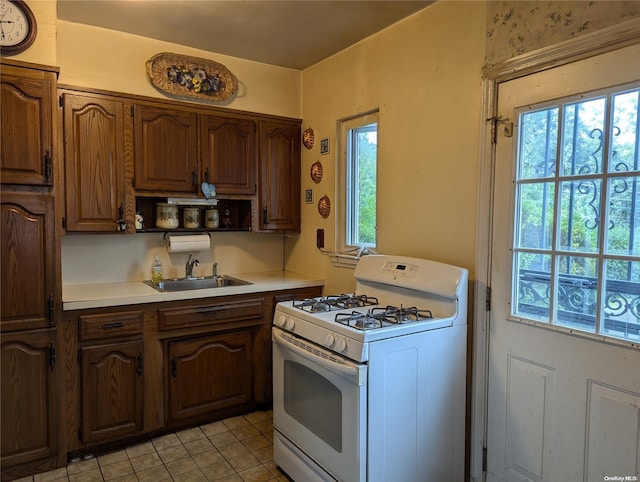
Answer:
167, 331, 252, 422
201, 115, 256, 195
1, 328, 57, 468
258, 120, 301, 231
133, 104, 198, 193
63, 93, 126, 232
0, 65, 56, 186
1, 192, 56, 332
80, 340, 144, 444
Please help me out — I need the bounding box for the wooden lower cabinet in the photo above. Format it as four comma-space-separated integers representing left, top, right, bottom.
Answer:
167, 331, 253, 424
1, 328, 58, 478
80, 340, 144, 444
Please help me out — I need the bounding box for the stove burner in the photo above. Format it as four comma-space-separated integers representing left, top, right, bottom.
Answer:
293, 294, 379, 312
371, 306, 433, 324
334, 305, 434, 330
335, 311, 383, 330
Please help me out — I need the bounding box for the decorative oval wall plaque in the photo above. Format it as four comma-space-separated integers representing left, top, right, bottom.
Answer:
310, 161, 323, 183
146, 52, 238, 102
318, 195, 331, 219
303, 127, 315, 149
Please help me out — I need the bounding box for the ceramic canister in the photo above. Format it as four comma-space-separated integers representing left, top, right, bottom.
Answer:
205, 208, 219, 229
183, 207, 200, 229
155, 203, 179, 229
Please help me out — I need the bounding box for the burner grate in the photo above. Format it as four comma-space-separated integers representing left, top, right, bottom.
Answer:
293, 294, 379, 312
334, 305, 433, 330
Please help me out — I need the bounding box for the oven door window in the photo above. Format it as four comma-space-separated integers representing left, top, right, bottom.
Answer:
284, 360, 342, 452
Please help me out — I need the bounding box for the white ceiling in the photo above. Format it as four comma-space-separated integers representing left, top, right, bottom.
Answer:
57, 1, 434, 70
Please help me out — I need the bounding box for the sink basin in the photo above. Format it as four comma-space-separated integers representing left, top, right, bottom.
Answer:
144, 276, 252, 292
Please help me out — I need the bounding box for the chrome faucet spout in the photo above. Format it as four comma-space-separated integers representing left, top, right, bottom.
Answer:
185, 253, 200, 278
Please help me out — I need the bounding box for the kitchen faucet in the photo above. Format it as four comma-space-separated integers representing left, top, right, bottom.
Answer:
185, 253, 199, 278
212, 262, 218, 278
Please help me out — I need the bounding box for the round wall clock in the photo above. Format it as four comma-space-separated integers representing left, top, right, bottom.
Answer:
0, 0, 37, 55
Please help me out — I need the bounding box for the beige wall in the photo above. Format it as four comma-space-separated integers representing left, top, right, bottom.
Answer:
288, 1, 487, 294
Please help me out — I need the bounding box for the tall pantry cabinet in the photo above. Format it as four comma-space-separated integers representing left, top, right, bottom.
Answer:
0, 59, 62, 480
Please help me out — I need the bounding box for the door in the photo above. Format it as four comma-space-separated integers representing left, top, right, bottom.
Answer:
1, 192, 56, 332
488, 44, 640, 480
0, 65, 55, 186
62, 93, 126, 232
200, 114, 256, 195
133, 103, 198, 193
258, 120, 301, 231
1, 328, 57, 468
80, 340, 144, 444
167, 331, 252, 423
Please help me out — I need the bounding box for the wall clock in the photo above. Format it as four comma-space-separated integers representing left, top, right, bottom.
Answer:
0, 0, 37, 55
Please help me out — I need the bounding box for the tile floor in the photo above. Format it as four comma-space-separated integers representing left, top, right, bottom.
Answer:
12, 410, 292, 482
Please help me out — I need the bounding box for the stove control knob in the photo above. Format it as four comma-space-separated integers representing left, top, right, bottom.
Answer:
285, 317, 295, 331
275, 314, 287, 328
335, 338, 348, 353
324, 334, 335, 347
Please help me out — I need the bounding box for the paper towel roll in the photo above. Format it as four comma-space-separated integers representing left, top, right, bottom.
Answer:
166, 234, 210, 253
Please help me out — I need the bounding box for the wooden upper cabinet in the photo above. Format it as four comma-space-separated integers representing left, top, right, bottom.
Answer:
1, 192, 56, 332
133, 103, 198, 193
200, 115, 256, 195
258, 120, 301, 231
0, 63, 57, 186
62, 93, 126, 232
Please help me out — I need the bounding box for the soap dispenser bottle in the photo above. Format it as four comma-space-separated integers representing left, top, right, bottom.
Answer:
151, 256, 163, 283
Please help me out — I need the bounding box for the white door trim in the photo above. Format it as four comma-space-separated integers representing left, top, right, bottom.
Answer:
470, 16, 640, 482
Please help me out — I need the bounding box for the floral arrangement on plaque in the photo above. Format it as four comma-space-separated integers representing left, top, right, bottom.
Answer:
146, 52, 238, 102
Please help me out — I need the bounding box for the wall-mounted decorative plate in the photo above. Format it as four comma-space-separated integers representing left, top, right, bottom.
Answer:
303, 127, 315, 149
311, 161, 323, 183
146, 52, 238, 102
318, 195, 331, 219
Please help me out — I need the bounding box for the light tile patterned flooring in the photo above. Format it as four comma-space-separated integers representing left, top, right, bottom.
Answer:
12, 410, 292, 482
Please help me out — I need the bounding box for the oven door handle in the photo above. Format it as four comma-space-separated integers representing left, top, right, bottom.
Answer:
274, 329, 362, 379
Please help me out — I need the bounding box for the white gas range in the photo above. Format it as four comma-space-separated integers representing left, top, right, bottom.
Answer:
272, 255, 468, 482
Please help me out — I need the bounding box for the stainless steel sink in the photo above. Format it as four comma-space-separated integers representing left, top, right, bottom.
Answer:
144, 276, 252, 292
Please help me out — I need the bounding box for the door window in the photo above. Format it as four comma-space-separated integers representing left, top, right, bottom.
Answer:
513, 82, 640, 343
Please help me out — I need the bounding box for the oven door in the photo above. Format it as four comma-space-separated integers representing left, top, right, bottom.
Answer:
272, 326, 367, 482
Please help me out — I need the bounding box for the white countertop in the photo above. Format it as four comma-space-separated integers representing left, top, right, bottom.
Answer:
63, 271, 324, 311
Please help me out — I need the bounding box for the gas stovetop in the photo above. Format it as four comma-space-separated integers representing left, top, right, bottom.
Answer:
292, 294, 433, 331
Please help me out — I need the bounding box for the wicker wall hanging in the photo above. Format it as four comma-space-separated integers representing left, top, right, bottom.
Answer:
146, 52, 238, 102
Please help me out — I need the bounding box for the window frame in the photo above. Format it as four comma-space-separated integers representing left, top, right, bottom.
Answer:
336, 110, 379, 257
509, 81, 640, 345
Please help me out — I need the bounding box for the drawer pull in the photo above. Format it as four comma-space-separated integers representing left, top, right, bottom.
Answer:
99, 321, 126, 330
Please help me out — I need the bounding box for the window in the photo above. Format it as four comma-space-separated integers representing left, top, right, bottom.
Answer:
338, 111, 378, 254
512, 82, 640, 343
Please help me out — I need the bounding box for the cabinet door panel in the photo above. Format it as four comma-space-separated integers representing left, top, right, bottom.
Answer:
201, 115, 256, 195
1, 193, 55, 331
1, 329, 57, 467
168, 331, 252, 422
63, 94, 125, 232
81, 340, 144, 444
0, 68, 55, 186
133, 104, 197, 193
259, 120, 300, 231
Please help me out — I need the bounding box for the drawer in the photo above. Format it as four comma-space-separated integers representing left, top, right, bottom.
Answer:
79, 310, 144, 341
158, 298, 264, 331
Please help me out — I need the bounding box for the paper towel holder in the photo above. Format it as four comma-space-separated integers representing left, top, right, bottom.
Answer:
163, 232, 211, 240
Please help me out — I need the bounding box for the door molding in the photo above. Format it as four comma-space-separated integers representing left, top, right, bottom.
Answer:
470, 16, 640, 482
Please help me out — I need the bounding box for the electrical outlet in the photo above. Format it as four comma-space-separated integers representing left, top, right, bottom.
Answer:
316, 228, 324, 249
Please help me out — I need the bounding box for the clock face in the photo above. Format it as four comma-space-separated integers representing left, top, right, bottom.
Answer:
0, 0, 36, 54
